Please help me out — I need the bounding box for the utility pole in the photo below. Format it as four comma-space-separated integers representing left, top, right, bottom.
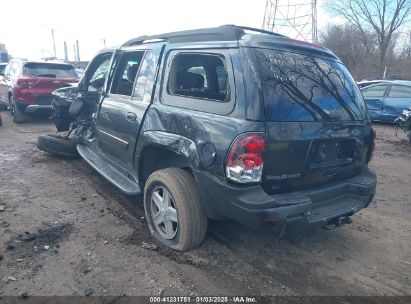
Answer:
51, 28, 57, 58
76, 40, 80, 62
102, 39, 106, 48
312, 0, 318, 43
64, 41, 68, 61
73, 44, 77, 62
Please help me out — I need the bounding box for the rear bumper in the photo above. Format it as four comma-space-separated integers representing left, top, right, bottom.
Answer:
14, 97, 53, 113
195, 167, 376, 237
24, 104, 53, 113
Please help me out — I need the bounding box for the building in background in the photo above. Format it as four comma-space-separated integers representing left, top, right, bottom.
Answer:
0, 43, 9, 62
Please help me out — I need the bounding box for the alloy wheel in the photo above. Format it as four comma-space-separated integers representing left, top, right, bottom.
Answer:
150, 186, 179, 240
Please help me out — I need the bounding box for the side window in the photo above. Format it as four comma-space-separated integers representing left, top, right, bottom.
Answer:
110, 51, 144, 96
167, 53, 230, 102
88, 57, 112, 91
388, 85, 411, 98
133, 51, 155, 101
362, 85, 388, 98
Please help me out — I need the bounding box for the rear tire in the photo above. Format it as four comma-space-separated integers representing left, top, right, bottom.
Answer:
10, 96, 29, 123
144, 168, 208, 251
37, 134, 80, 158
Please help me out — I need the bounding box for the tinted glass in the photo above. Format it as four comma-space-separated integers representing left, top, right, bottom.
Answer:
362, 85, 388, 98
168, 53, 230, 102
23, 63, 76, 78
388, 85, 411, 98
0, 64, 5, 75
256, 49, 366, 121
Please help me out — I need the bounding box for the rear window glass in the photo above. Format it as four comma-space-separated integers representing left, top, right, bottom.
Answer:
23, 63, 76, 78
256, 49, 366, 121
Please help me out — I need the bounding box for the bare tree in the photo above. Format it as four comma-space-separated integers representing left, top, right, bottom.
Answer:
326, 0, 411, 75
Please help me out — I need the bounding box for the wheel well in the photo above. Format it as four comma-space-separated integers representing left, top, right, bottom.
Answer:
139, 145, 192, 186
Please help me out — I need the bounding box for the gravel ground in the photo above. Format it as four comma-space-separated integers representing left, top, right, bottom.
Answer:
0, 112, 410, 296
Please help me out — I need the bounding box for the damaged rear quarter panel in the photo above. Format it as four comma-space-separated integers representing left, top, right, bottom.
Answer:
135, 104, 265, 179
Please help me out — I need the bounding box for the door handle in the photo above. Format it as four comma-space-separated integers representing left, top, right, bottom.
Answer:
126, 112, 137, 121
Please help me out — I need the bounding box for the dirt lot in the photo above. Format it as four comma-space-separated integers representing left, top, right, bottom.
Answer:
0, 112, 410, 296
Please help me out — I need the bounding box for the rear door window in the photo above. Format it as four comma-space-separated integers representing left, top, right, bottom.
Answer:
362, 85, 388, 98
387, 85, 411, 98
256, 49, 366, 122
23, 63, 76, 78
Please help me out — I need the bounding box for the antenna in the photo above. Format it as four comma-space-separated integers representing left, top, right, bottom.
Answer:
262, 0, 318, 43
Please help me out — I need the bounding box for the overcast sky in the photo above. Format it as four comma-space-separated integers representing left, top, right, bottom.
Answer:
0, 0, 333, 61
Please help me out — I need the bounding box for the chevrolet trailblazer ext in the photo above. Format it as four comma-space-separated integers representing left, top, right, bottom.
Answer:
37, 25, 377, 251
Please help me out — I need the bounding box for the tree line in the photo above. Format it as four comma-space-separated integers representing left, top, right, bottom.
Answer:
322, 0, 411, 81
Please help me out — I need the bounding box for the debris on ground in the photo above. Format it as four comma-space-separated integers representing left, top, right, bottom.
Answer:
2, 276, 17, 283
21, 292, 28, 298
142, 242, 158, 251
6, 244, 15, 251
0, 221, 10, 228
0, 205, 13, 212
84, 287, 95, 297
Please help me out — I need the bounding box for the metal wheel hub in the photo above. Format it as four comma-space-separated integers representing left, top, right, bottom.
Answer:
150, 186, 178, 240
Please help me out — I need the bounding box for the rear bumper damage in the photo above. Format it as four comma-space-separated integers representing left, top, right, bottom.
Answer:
195, 167, 376, 238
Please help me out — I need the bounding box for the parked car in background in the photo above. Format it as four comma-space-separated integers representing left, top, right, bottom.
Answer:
0, 63, 7, 75
357, 80, 389, 89
38, 25, 377, 251
361, 81, 411, 122
0, 63, 7, 110
0, 59, 79, 123
75, 68, 85, 79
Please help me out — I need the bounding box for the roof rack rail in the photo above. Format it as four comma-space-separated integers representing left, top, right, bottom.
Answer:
223, 25, 285, 37
121, 25, 285, 47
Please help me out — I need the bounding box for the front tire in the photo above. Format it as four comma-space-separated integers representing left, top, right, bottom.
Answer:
144, 168, 208, 251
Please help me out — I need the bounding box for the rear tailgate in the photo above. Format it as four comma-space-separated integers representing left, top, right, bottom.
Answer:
254, 47, 374, 194
15, 63, 79, 104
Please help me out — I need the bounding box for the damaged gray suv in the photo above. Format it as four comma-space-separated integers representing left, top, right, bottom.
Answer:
37, 25, 377, 251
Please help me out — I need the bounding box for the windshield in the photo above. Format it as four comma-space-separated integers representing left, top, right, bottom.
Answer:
23, 63, 77, 78
256, 48, 366, 122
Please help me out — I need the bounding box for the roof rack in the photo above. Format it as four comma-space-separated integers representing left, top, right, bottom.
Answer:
121, 25, 285, 47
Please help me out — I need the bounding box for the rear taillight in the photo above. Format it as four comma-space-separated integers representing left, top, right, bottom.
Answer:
16, 77, 36, 88
225, 134, 265, 183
